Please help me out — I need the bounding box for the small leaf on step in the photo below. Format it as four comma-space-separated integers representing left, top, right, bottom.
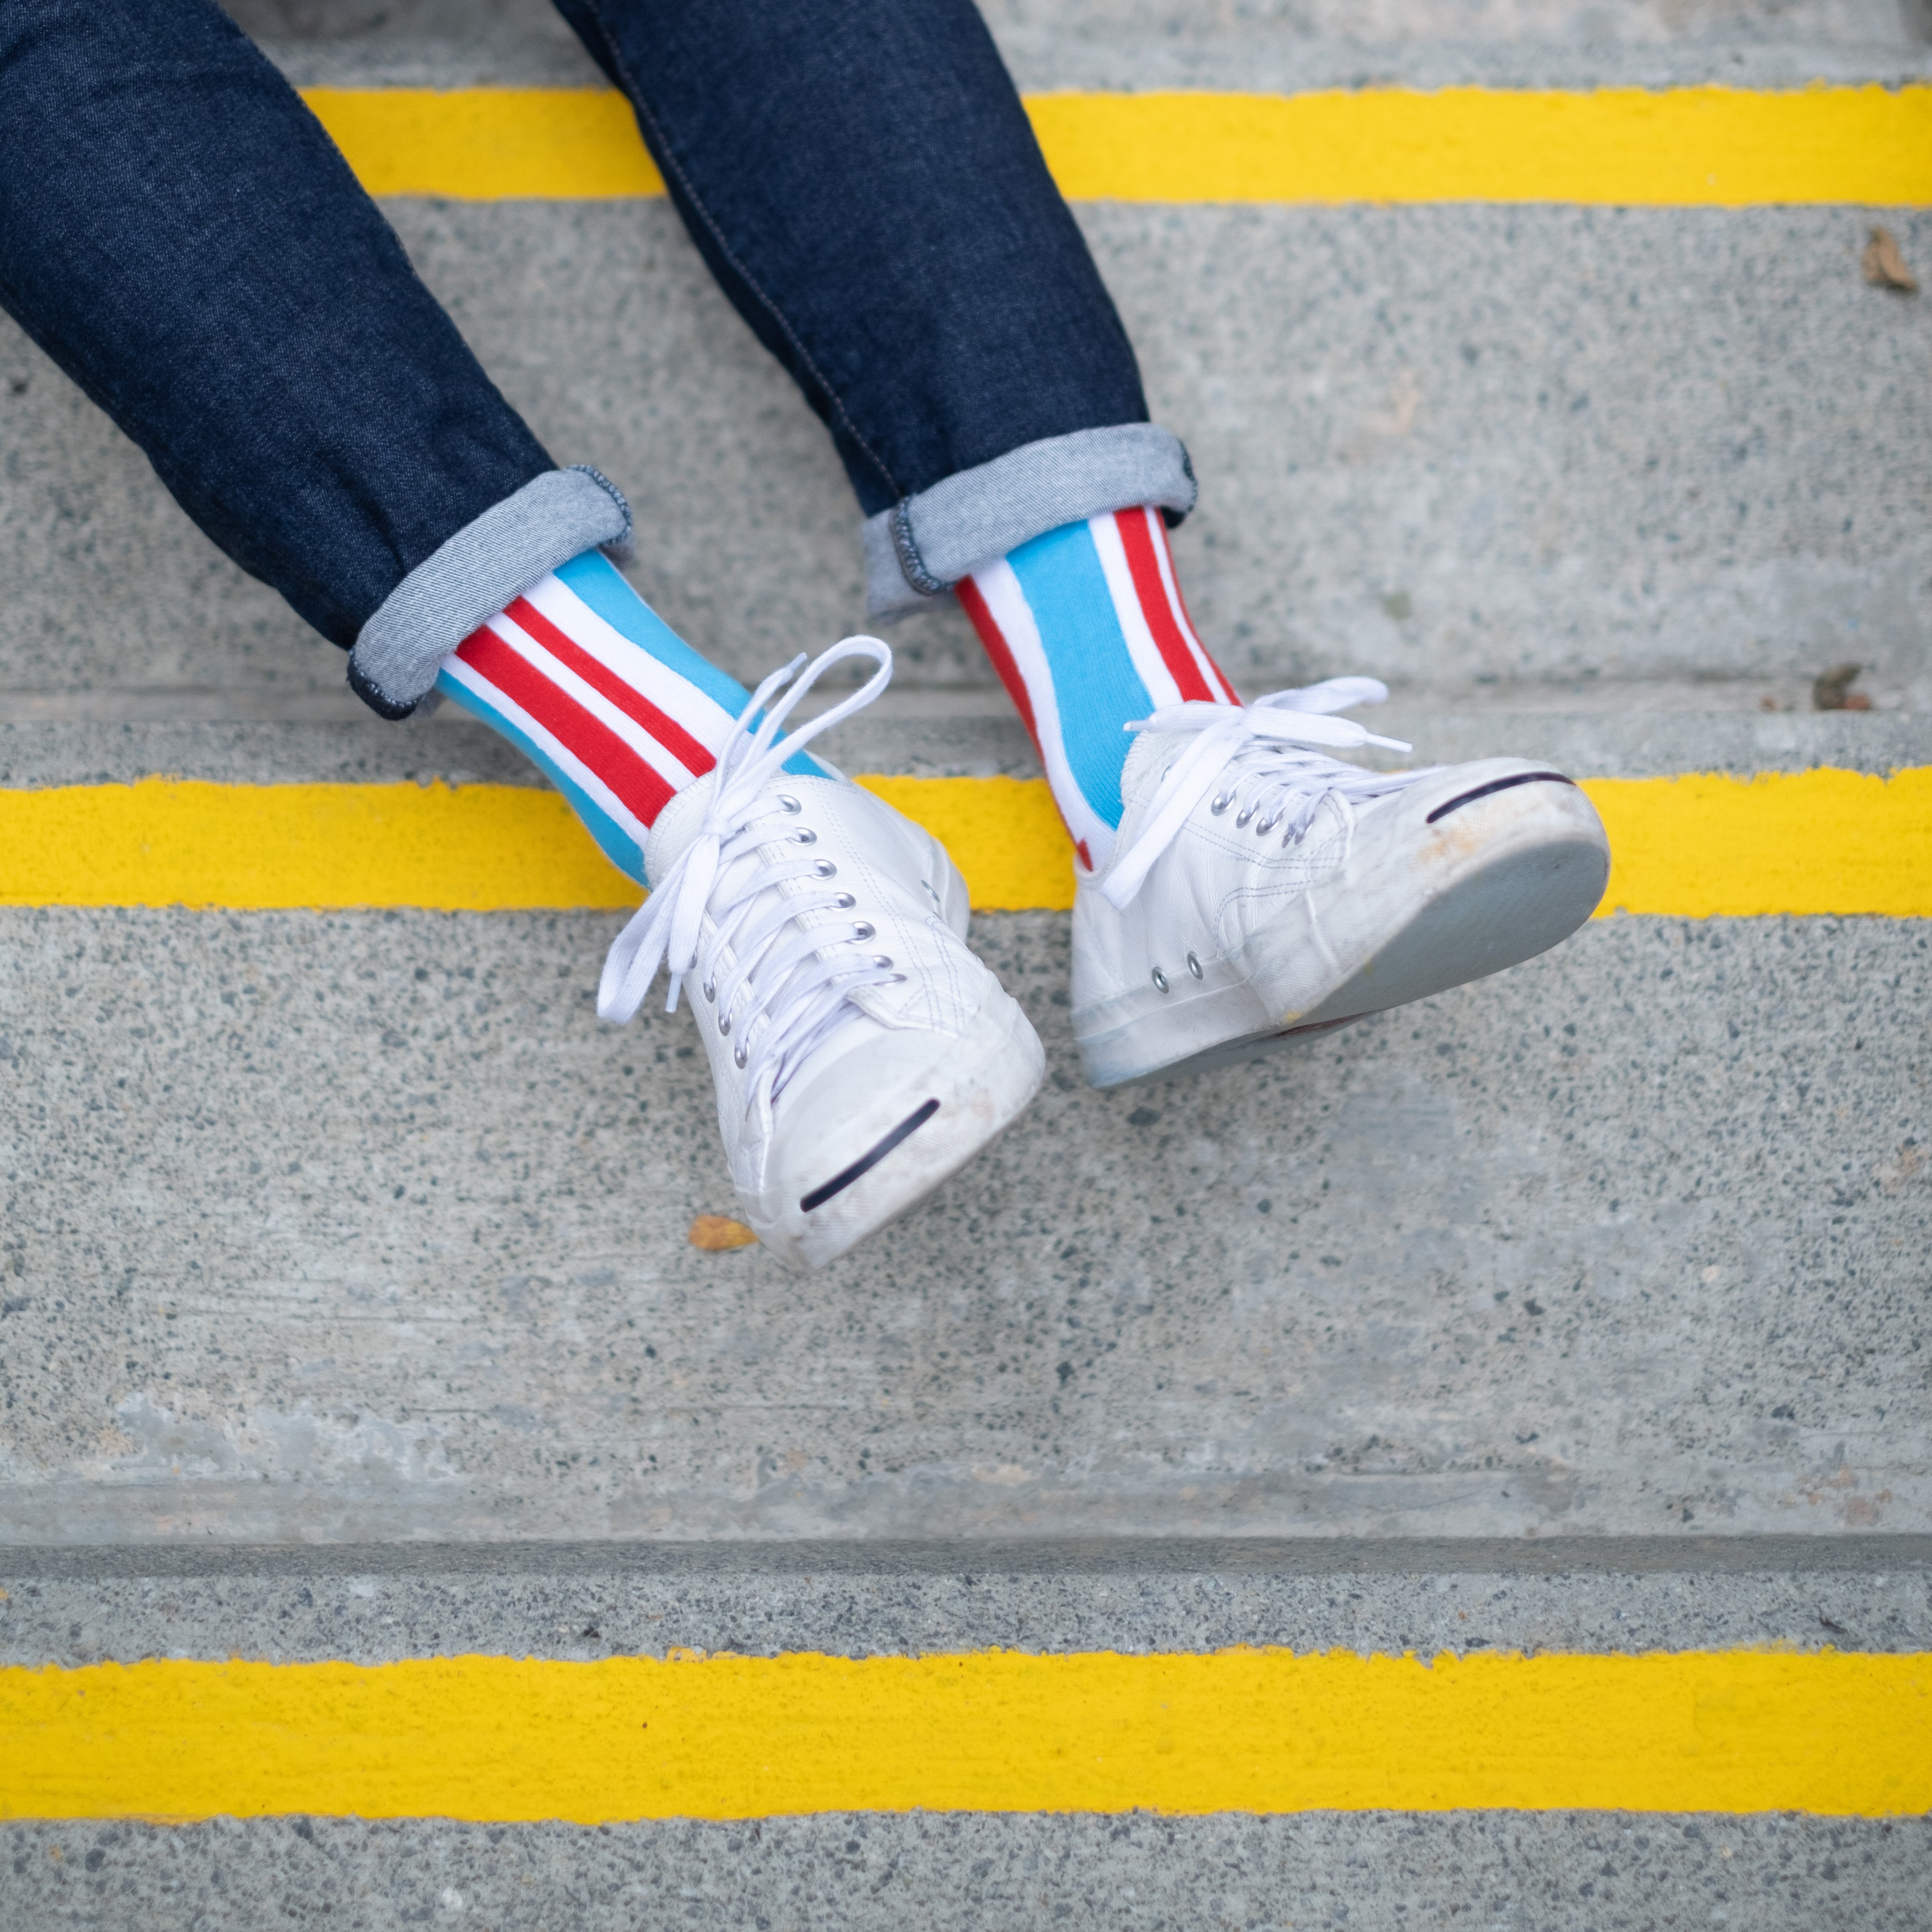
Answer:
689, 1214, 757, 1251
1862, 227, 1918, 293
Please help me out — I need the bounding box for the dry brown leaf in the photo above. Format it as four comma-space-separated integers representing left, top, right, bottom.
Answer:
1813, 662, 1864, 711
1862, 227, 1918, 293
688, 1214, 758, 1252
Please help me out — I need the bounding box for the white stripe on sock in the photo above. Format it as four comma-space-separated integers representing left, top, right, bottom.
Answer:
1088, 510, 1189, 712
439, 654, 652, 851
485, 607, 705, 794
522, 574, 743, 756
974, 557, 1117, 868
1142, 507, 1239, 703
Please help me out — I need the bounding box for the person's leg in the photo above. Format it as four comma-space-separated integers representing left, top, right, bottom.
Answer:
557, 0, 1607, 1084
0, 0, 558, 656
0, 0, 1042, 1260
549, 0, 1215, 852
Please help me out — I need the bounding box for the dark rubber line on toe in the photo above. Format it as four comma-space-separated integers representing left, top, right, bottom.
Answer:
1426, 771, 1575, 824
799, 1098, 940, 1214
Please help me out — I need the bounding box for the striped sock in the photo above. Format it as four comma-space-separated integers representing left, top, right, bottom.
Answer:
435, 549, 815, 887
956, 505, 1239, 874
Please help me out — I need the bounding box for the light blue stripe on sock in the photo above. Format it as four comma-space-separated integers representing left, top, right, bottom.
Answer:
436, 665, 647, 888
1005, 520, 1152, 830
554, 550, 823, 782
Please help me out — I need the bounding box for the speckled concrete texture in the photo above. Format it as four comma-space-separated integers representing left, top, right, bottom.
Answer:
5, 1810, 1927, 1932
4, 708, 1930, 791
3, 910, 1924, 1543
224, 0, 1932, 91
0, 713, 1045, 789
4, 1544, 1931, 1663
6, 201, 1929, 715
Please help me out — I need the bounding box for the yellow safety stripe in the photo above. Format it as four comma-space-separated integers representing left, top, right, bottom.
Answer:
300, 84, 1932, 205
0, 768, 1927, 916
2, 1648, 1925, 1822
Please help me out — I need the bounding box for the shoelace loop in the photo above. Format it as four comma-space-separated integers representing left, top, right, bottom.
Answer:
1101, 677, 1436, 909
597, 637, 899, 1103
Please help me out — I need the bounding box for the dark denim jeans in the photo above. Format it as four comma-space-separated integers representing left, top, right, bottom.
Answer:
0, 0, 1189, 713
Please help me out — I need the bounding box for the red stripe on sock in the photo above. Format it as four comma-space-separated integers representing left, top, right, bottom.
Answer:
503, 596, 716, 778
456, 624, 677, 826
956, 576, 1046, 758
1116, 508, 1219, 704
1156, 513, 1241, 704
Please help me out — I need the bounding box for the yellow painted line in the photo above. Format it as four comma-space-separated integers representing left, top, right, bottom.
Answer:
1028, 85, 1932, 206
0, 768, 1928, 916
307, 86, 664, 198
2, 1649, 1925, 1822
301, 85, 1932, 206
1590, 767, 1932, 918
0, 777, 640, 913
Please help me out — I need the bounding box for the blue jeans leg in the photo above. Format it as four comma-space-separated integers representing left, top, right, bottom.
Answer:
0, 0, 1190, 683
552, 0, 1151, 514
0, 0, 555, 652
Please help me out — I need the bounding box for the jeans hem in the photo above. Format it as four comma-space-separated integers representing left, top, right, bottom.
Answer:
860, 424, 1197, 619
346, 465, 633, 718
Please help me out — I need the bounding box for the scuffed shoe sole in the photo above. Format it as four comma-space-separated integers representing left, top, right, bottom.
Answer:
1077, 774, 1609, 1089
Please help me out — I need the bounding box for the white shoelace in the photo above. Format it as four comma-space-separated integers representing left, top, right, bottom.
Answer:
597, 637, 901, 1104
1101, 677, 1437, 909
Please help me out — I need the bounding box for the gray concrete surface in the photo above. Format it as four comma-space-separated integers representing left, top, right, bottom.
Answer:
6, 198, 1929, 718
3, 906, 1924, 1544
4, 707, 1929, 792
223, 0, 1932, 91
7, 1810, 1925, 1932
5, 1539, 1931, 1661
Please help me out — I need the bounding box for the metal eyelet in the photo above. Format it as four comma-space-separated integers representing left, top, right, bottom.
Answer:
1209, 793, 1232, 815
814, 860, 837, 878
701, 979, 716, 1003
777, 794, 801, 814
852, 921, 875, 941
834, 892, 856, 909
873, 954, 893, 969
890, 973, 908, 985
1255, 811, 1281, 836
792, 828, 817, 845
1187, 952, 1203, 979
733, 1044, 748, 1069
1234, 804, 1257, 829
1151, 966, 1169, 993
718, 1013, 731, 1037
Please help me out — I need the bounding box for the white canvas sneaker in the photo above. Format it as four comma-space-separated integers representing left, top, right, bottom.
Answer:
600, 637, 1044, 1271
1071, 678, 1611, 1088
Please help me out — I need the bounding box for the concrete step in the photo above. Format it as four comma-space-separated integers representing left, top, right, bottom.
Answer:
3, 719, 1926, 1546
7, 199, 1927, 718
4, 1539, 1930, 1929
2, 3, 1927, 722
222, 0, 1932, 91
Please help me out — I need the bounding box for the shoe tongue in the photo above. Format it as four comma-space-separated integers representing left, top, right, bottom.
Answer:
1120, 728, 1172, 801
643, 770, 722, 881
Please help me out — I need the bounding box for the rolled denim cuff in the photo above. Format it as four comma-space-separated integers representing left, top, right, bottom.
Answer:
861, 424, 1197, 620
346, 465, 633, 719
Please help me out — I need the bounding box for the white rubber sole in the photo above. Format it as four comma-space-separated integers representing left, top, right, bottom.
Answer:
1076, 772, 1610, 1089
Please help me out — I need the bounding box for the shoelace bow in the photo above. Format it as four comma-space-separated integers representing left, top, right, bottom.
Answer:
597, 636, 901, 1103
1101, 676, 1438, 909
